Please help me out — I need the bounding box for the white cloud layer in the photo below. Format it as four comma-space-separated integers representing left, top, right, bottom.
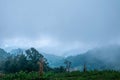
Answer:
0, 0, 120, 56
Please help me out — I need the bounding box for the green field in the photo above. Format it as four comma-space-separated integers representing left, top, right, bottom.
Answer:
1, 70, 120, 80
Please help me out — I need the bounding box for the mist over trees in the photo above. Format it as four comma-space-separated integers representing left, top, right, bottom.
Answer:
0, 45, 120, 74
0, 48, 51, 73
0, 47, 120, 80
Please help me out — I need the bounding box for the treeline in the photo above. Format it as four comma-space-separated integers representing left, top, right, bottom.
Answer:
1, 48, 120, 80
0, 48, 65, 73
0, 48, 90, 74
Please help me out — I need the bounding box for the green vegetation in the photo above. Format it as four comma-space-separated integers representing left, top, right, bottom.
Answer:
0, 70, 120, 80
0, 47, 120, 80
0, 48, 51, 73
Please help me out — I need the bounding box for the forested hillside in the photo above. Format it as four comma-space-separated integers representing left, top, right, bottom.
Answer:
1, 45, 120, 71
0, 47, 120, 80
66, 45, 120, 70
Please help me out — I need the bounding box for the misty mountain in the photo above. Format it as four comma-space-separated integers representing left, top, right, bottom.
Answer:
8, 48, 64, 67
10, 48, 24, 55
62, 49, 84, 57
1, 45, 120, 70
0, 48, 10, 61
66, 45, 120, 70
42, 53, 64, 67
0, 48, 10, 70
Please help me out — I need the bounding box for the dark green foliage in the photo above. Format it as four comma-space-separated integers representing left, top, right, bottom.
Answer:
1, 48, 50, 73
25, 48, 51, 72
1, 47, 120, 80
83, 63, 87, 72
1, 71, 40, 80
26, 48, 43, 63
3, 54, 28, 73
48, 70, 120, 80
25, 48, 43, 72
0, 48, 10, 71
53, 66, 65, 73
1, 70, 120, 80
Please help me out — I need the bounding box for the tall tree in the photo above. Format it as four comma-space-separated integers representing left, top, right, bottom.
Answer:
25, 48, 49, 72
64, 60, 71, 72
2, 48, 50, 73
83, 63, 87, 72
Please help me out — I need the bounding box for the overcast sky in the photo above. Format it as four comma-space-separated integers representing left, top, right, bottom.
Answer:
0, 0, 120, 56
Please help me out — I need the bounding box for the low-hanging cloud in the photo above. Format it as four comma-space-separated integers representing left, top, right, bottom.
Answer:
0, 0, 120, 56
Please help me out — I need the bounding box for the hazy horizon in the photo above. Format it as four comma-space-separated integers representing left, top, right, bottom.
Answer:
0, 0, 120, 56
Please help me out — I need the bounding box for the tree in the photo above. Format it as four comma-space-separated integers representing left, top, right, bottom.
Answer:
64, 60, 71, 72
53, 66, 65, 73
38, 57, 44, 76
83, 63, 87, 72
2, 48, 50, 73
25, 48, 49, 72
17, 54, 28, 71
3, 54, 27, 73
